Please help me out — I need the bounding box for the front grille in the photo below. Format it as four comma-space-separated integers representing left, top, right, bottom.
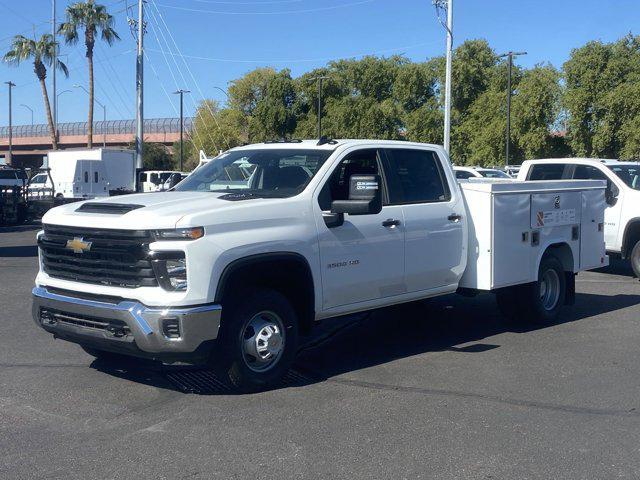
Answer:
39, 224, 158, 288
40, 308, 131, 337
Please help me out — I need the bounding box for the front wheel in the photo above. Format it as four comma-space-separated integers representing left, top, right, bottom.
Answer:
215, 288, 299, 392
630, 240, 640, 278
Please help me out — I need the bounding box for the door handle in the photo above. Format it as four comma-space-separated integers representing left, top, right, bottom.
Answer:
448, 214, 462, 222
382, 218, 401, 228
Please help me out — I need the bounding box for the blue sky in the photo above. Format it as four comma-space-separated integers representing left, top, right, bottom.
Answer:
0, 0, 638, 126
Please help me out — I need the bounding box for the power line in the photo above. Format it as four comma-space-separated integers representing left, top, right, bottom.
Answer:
155, 0, 377, 15
145, 41, 437, 64
145, 4, 213, 149
149, 0, 230, 149
193, 0, 304, 4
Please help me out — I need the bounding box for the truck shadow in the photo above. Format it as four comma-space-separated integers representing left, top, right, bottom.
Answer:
90, 290, 640, 395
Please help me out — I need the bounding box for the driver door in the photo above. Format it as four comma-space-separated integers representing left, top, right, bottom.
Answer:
315, 148, 405, 310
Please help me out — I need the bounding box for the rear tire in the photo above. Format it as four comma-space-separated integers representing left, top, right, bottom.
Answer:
630, 240, 640, 278
215, 288, 299, 392
497, 255, 566, 324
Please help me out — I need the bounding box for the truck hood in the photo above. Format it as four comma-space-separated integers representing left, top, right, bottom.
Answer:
42, 191, 262, 230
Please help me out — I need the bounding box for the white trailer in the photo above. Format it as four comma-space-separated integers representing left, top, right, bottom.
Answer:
34, 148, 136, 199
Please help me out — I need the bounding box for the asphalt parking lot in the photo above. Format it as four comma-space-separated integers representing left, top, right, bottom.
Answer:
1, 225, 639, 480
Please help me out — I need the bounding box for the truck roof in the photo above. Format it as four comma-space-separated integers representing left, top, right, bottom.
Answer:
230, 139, 443, 152
524, 158, 640, 167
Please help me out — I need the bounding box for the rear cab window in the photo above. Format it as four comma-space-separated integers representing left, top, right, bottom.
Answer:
527, 164, 570, 180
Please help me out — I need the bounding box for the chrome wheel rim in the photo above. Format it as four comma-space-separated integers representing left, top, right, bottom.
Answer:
540, 269, 560, 311
240, 311, 285, 373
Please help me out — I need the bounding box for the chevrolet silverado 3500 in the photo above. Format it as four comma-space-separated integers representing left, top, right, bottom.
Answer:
32, 140, 608, 390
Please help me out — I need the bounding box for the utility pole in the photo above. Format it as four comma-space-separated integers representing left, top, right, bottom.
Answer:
173, 89, 190, 171
52, 0, 57, 134
5, 81, 15, 165
312, 76, 328, 139
135, 0, 144, 170
20, 104, 34, 126
498, 51, 527, 166
434, 0, 453, 154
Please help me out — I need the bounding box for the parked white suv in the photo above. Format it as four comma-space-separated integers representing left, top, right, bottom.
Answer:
518, 159, 640, 276
32, 141, 607, 390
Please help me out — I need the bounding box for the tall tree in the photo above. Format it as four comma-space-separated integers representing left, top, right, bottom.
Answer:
563, 35, 640, 158
3, 34, 68, 149
58, 0, 119, 148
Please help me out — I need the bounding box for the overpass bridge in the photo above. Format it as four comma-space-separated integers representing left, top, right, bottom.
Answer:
0, 117, 193, 168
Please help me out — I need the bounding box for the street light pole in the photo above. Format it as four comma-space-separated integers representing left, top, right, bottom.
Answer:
135, 0, 144, 170
311, 76, 328, 139
5, 81, 15, 165
20, 104, 34, 126
52, 0, 57, 132
498, 51, 527, 166
173, 89, 190, 171
74, 84, 107, 148
434, 0, 453, 154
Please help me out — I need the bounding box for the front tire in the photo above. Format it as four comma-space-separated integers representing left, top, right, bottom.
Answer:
215, 288, 299, 392
630, 240, 640, 278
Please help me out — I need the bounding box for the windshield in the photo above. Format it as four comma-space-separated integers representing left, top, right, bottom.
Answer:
608, 164, 640, 190
31, 174, 47, 184
175, 148, 333, 197
479, 169, 510, 178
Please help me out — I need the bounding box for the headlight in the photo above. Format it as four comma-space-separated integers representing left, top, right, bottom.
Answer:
154, 227, 204, 241
151, 253, 188, 291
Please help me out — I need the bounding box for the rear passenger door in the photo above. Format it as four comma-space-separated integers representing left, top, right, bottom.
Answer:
382, 148, 466, 293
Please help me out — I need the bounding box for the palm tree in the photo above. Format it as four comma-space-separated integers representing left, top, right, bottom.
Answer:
58, 0, 119, 148
3, 34, 68, 150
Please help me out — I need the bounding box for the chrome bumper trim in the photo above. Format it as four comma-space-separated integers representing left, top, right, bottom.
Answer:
32, 286, 222, 354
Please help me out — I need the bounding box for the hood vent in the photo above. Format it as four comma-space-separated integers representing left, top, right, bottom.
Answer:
75, 203, 144, 214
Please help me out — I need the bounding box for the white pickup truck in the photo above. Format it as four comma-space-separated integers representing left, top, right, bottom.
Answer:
518, 159, 640, 277
32, 140, 607, 391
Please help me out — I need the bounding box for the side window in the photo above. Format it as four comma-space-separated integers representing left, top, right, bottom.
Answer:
455, 170, 474, 179
84, 171, 89, 183
94, 171, 99, 183
528, 164, 568, 180
573, 165, 607, 180
140, 173, 148, 182
318, 149, 380, 211
383, 149, 450, 204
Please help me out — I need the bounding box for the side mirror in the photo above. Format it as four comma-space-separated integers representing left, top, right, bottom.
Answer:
167, 174, 180, 190
606, 180, 620, 206
331, 174, 383, 216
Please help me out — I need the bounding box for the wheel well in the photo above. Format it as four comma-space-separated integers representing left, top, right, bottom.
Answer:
622, 220, 640, 258
215, 253, 315, 333
544, 243, 574, 272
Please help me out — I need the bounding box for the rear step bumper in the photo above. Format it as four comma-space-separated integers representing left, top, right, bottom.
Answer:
32, 286, 222, 364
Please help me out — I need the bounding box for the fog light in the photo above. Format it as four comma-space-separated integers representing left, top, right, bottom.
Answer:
166, 258, 187, 291
151, 253, 188, 291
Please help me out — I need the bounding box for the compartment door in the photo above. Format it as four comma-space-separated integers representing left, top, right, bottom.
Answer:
580, 189, 607, 270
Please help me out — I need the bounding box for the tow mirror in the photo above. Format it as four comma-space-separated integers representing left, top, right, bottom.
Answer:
605, 180, 619, 206
167, 174, 180, 190
331, 174, 383, 216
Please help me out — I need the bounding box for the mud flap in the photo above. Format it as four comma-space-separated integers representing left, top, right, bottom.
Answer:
564, 273, 575, 305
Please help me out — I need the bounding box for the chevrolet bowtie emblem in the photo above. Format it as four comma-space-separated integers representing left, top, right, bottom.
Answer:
66, 237, 92, 254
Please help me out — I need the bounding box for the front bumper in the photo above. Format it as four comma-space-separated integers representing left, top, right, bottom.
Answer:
32, 286, 222, 364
